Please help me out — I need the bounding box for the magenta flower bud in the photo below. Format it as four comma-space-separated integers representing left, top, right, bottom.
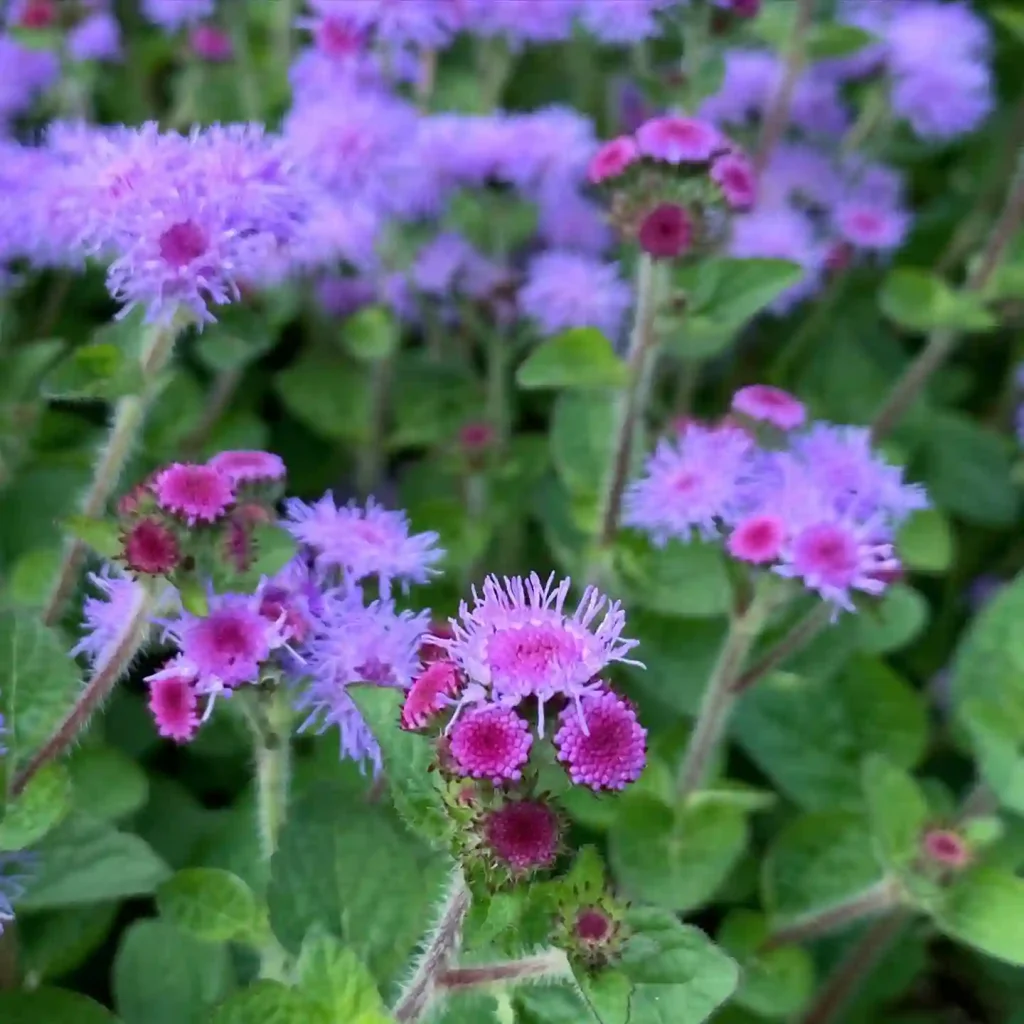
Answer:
922, 828, 971, 871
587, 136, 640, 185
732, 385, 806, 431
401, 661, 462, 731
636, 115, 723, 164
459, 421, 496, 457
189, 24, 234, 62
146, 658, 200, 743
711, 152, 757, 210
483, 798, 561, 873
449, 705, 533, 784
123, 517, 180, 575
638, 203, 694, 260
207, 450, 287, 487
727, 514, 786, 564
152, 463, 235, 524
16, 0, 56, 29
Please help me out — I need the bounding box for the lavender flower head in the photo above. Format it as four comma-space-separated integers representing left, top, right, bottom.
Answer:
0, 35, 58, 124
284, 494, 443, 592
292, 592, 429, 771
578, 0, 674, 43
141, 0, 214, 30
432, 572, 643, 736
520, 251, 632, 340
71, 567, 148, 665
68, 11, 123, 62
299, 0, 459, 50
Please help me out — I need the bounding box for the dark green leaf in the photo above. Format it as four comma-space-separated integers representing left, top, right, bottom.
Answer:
0, 989, 121, 1024
274, 350, 372, 442
62, 514, 122, 559
807, 23, 877, 59
861, 755, 929, 874
880, 269, 996, 333
340, 306, 399, 363
68, 746, 149, 822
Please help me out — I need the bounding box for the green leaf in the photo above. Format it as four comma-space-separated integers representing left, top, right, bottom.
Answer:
0, 609, 83, 783
68, 746, 149, 822
993, 6, 1024, 43
114, 919, 234, 1024
609, 796, 748, 912
340, 306, 399, 363
958, 697, 1024, 814
157, 868, 265, 944
0, 762, 72, 851
880, 268, 997, 333
7, 547, 64, 608
717, 910, 814, 1018
0, 989, 122, 1024
267, 783, 448, 984
295, 930, 390, 1023
807, 23, 877, 59
274, 350, 372, 442
920, 414, 1019, 527
516, 328, 628, 390
619, 907, 740, 1024
734, 657, 928, 810
862, 755, 929, 874
62, 514, 122, 559
19, 813, 171, 911
762, 811, 884, 925
19, 903, 119, 982
935, 868, 1024, 966
613, 535, 731, 618
896, 508, 954, 572
210, 982, 331, 1024
41, 342, 144, 401
854, 584, 928, 654
347, 685, 449, 844
196, 305, 275, 372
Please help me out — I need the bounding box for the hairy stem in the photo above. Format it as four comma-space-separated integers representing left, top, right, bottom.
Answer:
439, 950, 571, 991
392, 871, 472, 1024
42, 320, 181, 626
14, 585, 153, 796
253, 689, 293, 863
765, 878, 903, 950
730, 601, 834, 695
799, 911, 912, 1024
595, 256, 661, 553
754, 0, 816, 174
871, 149, 1024, 443
676, 583, 778, 802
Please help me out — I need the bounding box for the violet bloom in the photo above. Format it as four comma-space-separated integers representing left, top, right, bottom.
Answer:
833, 200, 909, 252
190, 24, 234, 61
553, 689, 647, 791
141, 0, 214, 30
68, 11, 122, 62
496, 108, 597, 193
431, 572, 642, 736
284, 494, 443, 591
293, 593, 428, 771
0, 36, 58, 123
588, 136, 640, 185
578, 0, 672, 43
624, 423, 757, 543
300, 0, 458, 50
636, 115, 723, 164
412, 233, 490, 297
71, 567, 148, 665
536, 181, 612, 256
464, 0, 579, 44
520, 251, 631, 340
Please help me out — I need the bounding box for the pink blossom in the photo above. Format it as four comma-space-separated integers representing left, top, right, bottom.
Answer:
152, 463, 234, 524
587, 136, 639, 184
635, 115, 722, 164
146, 659, 200, 743
711, 152, 757, 209
727, 514, 786, 564
123, 518, 180, 575
449, 705, 533, 783
207, 450, 287, 486
190, 25, 234, 62
402, 660, 462, 730
732, 384, 806, 430
922, 828, 971, 870
834, 201, 909, 252
554, 689, 647, 791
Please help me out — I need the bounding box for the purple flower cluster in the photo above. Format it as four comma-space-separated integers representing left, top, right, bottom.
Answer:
624, 387, 927, 614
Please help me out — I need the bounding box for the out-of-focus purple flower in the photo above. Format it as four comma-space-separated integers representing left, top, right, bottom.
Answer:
498, 108, 597, 192
519, 251, 632, 339
71, 567, 148, 665
536, 180, 612, 255
284, 494, 443, 590
299, 0, 459, 50
431, 572, 642, 736
141, 0, 214, 30
732, 385, 806, 430
578, 0, 672, 43
464, 0, 579, 44
890, 64, 992, 141
68, 11, 122, 62
293, 592, 428, 771
623, 423, 757, 543
0, 36, 58, 122
711, 152, 757, 210
0, 853, 34, 935
207, 450, 286, 486
190, 23, 233, 61
636, 115, 723, 164
315, 275, 377, 318
412, 233, 495, 297
760, 143, 843, 210
833, 199, 909, 252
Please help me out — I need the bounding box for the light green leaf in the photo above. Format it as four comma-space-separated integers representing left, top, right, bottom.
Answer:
348, 685, 449, 845
807, 23, 877, 59
41, 342, 144, 402
614, 535, 731, 618
675, 258, 804, 332
734, 657, 928, 810
717, 910, 814, 1018
862, 755, 929, 874
881, 269, 997, 333
609, 796, 748, 912
0, 989, 122, 1024
114, 919, 234, 1024
341, 306, 399, 363
62, 514, 122, 559
762, 811, 884, 925
210, 982, 331, 1024
958, 697, 1024, 814
19, 813, 171, 911
274, 350, 372, 442
267, 783, 448, 984
7, 547, 64, 608
0, 762, 72, 851
517, 328, 628, 390
935, 867, 1024, 966
157, 868, 265, 944
855, 584, 929, 654
896, 508, 954, 572
993, 6, 1024, 43
68, 746, 149, 822
295, 930, 390, 1023
619, 908, 740, 1024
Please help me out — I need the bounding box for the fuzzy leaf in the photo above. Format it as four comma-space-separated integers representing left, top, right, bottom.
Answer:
862, 755, 929, 874
62, 514, 123, 559
896, 508, 954, 573
341, 306, 399, 363
157, 868, 265, 944
295, 930, 390, 1023
934, 868, 1024, 966
68, 746, 149, 823
209, 982, 331, 1024
0, 761, 72, 851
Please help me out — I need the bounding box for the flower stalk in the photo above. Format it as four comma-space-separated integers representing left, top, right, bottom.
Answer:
676, 579, 779, 802
253, 688, 293, 863
42, 319, 182, 627
438, 949, 572, 991
14, 583, 155, 797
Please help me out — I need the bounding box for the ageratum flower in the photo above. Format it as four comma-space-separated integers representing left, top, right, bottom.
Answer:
299, 0, 460, 50
146, 658, 200, 743
553, 689, 647, 791
578, 0, 673, 43
141, 0, 214, 30
432, 572, 642, 736
70, 567, 148, 665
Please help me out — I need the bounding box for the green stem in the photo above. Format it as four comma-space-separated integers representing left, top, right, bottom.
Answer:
486, 330, 511, 456
42, 320, 181, 627
254, 689, 293, 863
357, 356, 393, 498
594, 256, 662, 556
871, 148, 1024, 443
676, 581, 779, 802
